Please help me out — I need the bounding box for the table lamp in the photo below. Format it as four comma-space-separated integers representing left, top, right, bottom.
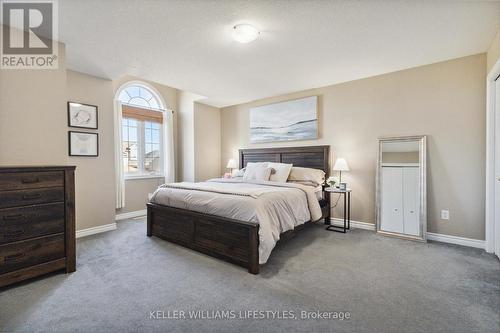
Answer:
333, 158, 349, 184
226, 159, 238, 175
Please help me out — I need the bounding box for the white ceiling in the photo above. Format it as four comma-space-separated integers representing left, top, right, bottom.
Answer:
57, 0, 500, 107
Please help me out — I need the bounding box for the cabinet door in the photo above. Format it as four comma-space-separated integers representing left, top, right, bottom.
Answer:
403, 167, 420, 236
380, 167, 404, 233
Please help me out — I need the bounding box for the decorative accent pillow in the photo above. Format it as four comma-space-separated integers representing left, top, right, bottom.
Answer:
267, 162, 293, 183
287, 166, 326, 186
233, 167, 245, 177
243, 162, 272, 181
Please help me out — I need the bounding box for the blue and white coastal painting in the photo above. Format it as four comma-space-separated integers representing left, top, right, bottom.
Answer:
250, 96, 318, 143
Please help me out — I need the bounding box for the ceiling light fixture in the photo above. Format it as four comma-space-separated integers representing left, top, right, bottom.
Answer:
232, 24, 260, 43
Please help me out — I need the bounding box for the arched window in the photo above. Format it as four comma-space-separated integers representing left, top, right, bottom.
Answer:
118, 85, 162, 110
117, 83, 165, 178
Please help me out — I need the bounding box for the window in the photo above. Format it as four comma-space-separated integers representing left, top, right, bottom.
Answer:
118, 85, 164, 178
118, 85, 161, 110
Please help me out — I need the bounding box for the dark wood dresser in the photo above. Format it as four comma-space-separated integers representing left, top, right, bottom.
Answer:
0, 166, 76, 288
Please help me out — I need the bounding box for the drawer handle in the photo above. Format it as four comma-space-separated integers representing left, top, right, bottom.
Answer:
3, 214, 24, 221
21, 177, 40, 184
4, 253, 25, 263
22, 193, 41, 200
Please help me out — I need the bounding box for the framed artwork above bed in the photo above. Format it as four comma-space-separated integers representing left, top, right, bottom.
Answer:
249, 96, 318, 143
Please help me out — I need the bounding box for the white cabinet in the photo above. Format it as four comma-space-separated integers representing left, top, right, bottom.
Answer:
402, 167, 420, 236
380, 167, 420, 236
380, 167, 404, 233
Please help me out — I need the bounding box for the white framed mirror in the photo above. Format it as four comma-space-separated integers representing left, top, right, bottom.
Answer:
376, 135, 427, 241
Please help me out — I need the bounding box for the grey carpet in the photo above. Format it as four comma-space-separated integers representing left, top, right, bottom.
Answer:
0, 219, 499, 333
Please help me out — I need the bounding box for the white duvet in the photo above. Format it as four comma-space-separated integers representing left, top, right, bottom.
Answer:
150, 178, 322, 264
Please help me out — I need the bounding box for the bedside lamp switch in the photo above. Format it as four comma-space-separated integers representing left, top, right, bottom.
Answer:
441, 210, 450, 220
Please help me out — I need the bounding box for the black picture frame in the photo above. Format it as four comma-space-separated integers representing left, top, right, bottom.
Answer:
68, 131, 99, 157
67, 101, 98, 129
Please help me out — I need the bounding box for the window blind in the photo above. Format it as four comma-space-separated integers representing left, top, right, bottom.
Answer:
122, 104, 163, 123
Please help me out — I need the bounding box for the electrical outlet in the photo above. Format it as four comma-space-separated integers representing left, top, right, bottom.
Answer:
441, 210, 450, 220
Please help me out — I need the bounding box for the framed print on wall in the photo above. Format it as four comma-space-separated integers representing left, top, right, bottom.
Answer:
249, 96, 318, 143
67, 102, 98, 129
68, 131, 99, 157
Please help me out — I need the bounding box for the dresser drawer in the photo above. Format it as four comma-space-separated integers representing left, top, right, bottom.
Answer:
0, 234, 65, 274
0, 203, 65, 244
0, 171, 63, 191
0, 187, 64, 209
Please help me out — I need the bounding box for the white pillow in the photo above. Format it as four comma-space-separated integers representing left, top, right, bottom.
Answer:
245, 162, 268, 169
267, 162, 293, 183
243, 162, 272, 181
287, 180, 319, 187
287, 167, 325, 186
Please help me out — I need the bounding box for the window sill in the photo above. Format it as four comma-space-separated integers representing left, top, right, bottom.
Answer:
125, 175, 164, 181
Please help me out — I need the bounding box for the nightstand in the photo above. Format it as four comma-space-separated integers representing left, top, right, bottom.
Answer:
325, 187, 352, 233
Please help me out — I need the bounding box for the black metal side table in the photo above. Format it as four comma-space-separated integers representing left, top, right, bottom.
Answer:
325, 187, 351, 233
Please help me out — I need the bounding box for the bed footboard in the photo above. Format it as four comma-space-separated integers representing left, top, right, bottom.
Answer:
147, 203, 260, 274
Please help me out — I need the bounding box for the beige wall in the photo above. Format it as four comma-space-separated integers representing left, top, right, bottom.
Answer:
194, 102, 221, 181
120, 178, 163, 212
66, 71, 116, 230
221, 54, 486, 240
487, 29, 500, 73
1, 34, 489, 239
177, 91, 198, 181
0, 35, 182, 227
0, 42, 68, 165
0, 43, 119, 231
177, 95, 221, 182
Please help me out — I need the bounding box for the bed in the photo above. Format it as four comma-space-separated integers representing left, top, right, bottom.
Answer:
146, 145, 330, 274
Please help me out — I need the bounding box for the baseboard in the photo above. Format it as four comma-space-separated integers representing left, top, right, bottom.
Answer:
329, 218, 485, 249
426, 232, 485, 249
115, 209, 147, 221
76, 210, 146, 238
76, 223, 117, 239
330, 218, 375, 230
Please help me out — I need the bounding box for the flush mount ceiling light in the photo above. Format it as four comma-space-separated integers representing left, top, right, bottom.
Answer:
232, 24, 260, 43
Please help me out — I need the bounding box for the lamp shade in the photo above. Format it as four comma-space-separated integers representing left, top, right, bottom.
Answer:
226, 159, 238, 169
333, 158, 350, 171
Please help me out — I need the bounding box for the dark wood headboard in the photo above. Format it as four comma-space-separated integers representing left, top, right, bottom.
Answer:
239, 145, 330, 177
